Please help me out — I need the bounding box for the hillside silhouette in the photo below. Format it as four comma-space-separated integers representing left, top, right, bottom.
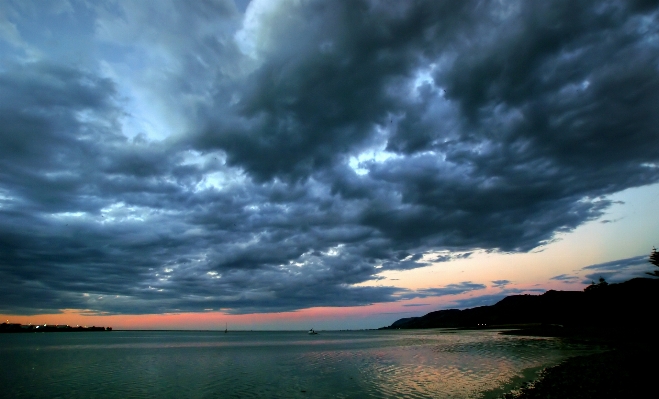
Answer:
381, 277, 659, 339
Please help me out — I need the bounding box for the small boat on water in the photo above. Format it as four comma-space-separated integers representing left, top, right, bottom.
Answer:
308, 328, 318, 335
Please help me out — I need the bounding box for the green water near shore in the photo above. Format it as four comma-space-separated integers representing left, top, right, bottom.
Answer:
0, 329, 602, 398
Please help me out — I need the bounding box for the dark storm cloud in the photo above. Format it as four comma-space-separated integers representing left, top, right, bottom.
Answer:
196, 0, 475, 181
1, 0, 659, 315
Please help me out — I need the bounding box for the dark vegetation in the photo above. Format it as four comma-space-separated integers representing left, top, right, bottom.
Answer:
647, 246, 659, 276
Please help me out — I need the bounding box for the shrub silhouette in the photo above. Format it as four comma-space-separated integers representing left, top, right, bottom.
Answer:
648, 247, 659, 277
584, 277, 609, 292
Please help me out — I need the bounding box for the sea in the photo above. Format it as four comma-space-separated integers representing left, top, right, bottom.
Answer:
0, 329, 602, 399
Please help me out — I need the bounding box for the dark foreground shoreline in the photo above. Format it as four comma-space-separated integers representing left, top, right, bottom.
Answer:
488, 324, 654, 399
494, 347, 652, 399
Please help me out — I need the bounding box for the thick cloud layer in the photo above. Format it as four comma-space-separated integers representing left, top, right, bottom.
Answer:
1, 0, 658, 315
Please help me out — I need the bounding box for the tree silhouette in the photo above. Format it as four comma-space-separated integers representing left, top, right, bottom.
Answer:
648, 247, 659, 277
584, 277, 608, 292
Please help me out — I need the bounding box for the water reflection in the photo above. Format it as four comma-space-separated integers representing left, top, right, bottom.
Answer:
0, 329, 602, 398
291, 330, 600, 398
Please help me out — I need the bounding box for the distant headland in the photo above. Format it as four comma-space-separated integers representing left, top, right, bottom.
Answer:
1, 323, 112, 333
380, 276, 659, 341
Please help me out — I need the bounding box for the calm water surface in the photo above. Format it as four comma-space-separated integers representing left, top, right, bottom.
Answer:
0, 329, 600, 398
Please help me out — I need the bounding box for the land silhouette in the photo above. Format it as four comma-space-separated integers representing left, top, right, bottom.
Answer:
381, 249, 659, 399
381, 276, 658, 342
0, 324, 111, 333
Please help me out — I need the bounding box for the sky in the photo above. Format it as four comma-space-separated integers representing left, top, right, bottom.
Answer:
1, 0, 658, 330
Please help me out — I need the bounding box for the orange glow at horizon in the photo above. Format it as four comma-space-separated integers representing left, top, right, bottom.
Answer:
0, 279, 577, 331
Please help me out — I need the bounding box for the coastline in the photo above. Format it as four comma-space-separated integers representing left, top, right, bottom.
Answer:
478, 364, 548, 399
491, 347, 652, 399
0, 322, 111, 332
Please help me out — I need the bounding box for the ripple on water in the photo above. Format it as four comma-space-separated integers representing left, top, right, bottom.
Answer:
0, 330, 602, 398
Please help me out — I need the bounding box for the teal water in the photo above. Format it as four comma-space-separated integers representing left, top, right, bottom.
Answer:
0, 329, 599, 398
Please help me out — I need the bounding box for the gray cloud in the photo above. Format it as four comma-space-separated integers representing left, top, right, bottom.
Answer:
407, 282, 487, 299
434, 252, 473, 263
550, 274, 580, 283
580, 254, 652, 284
491, 280, 511, 288
581, 255, 649, 271
1, 0, 658, 315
